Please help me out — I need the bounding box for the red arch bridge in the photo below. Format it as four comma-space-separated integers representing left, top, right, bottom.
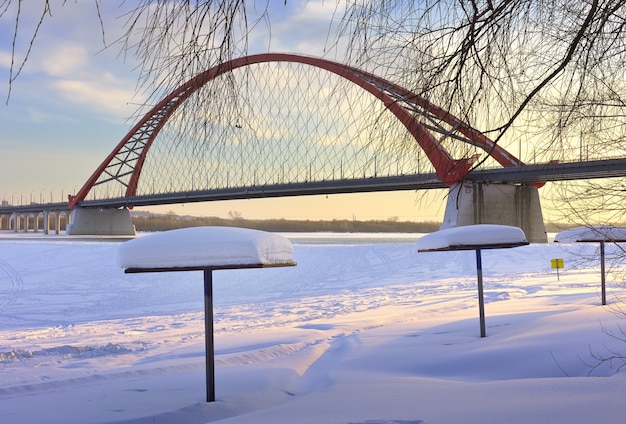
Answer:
2, 53, 626, 242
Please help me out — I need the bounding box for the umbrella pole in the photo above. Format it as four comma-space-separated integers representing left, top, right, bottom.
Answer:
600, 241, 606, 306
476, 249, 486, 338
204, 269, 215, 402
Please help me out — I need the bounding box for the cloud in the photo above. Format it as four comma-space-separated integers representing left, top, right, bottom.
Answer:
39, 43, 90, 76
52, 77, 140, 119
247, 0, 345, 54
0, 50, 11, 69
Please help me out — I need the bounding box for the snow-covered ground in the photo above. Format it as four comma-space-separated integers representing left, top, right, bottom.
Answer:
0, 231, 625, 423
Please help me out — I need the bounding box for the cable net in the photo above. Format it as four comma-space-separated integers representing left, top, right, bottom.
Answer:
85, 59, 497, 202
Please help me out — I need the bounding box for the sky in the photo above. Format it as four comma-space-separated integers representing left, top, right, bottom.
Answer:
0, 1, 557, 223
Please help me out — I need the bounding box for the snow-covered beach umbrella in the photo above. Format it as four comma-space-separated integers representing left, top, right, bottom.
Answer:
555, 226, 626, 306
117, 226, 296, 402
417, 224, 529, 337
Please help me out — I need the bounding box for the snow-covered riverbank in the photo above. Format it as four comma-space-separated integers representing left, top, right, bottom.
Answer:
1, 232, 625, 423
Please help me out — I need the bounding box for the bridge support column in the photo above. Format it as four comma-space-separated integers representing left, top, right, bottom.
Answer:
43, 211, 49, 235
441, 182, 547, 243
56, 213, 63, 234
65, 207, 135, 236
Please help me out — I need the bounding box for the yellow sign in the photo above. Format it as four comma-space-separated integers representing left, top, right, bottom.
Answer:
551, 258, 564, 269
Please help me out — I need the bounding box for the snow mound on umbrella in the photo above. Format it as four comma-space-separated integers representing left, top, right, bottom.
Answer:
416, 224, 528, 251
554, 225, 626, 243
117, 226, 294, 270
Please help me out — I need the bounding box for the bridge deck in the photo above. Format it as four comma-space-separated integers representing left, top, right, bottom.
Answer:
1, 158, 624, 214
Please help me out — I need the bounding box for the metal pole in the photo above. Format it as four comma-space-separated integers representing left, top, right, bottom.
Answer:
203, 269, 215, 402
556, 265, 560, 281
600, 241, 606, 306
476, 249, 486, 338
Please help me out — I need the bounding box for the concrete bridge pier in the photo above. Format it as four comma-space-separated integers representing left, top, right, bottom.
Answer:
58, 212, 66, 234
50, 212, 63, 234
43, 211, 50, 234
11, 213, 18, 232
65, 207, 135, 236
441, 182, 547, 243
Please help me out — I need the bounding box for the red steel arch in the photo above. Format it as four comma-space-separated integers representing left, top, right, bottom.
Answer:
69, 53, 524, 208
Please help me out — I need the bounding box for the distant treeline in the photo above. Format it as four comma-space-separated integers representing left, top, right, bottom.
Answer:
130, 212, 575, 234
130, 213, 441, 233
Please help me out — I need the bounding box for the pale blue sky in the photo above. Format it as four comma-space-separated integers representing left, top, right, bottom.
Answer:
0, 1, 510, 223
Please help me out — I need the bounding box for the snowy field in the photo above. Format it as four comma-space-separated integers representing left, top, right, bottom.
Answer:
1, 230, 625, 423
